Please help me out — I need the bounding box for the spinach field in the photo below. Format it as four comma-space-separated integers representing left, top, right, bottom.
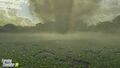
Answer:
0, 32, 120, 68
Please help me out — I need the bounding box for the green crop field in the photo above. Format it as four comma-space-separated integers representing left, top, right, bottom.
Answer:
0, 32, 120, 68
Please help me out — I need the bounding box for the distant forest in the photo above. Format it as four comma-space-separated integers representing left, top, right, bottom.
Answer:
0, 15, 120, 33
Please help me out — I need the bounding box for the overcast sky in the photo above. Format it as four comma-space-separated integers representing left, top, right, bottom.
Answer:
0, 0, 120, 25
86, 0, 120, 25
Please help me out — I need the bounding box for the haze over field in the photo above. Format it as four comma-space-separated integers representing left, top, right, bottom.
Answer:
0, 0, 120, 68
0, 32, 120, 68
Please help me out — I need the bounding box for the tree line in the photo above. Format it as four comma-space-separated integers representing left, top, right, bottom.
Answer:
0, 15, 120, 33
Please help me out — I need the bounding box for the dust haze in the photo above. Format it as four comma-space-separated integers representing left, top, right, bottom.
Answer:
0, 1, 120, 68
30, 0, 99, 24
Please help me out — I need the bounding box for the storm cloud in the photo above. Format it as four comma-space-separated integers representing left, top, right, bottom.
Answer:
30, 0, 120, 25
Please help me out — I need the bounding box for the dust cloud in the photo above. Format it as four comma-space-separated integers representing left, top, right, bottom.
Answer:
29, 0, 100, 24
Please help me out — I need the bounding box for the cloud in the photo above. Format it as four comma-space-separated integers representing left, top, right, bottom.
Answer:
86, 0, 120, 25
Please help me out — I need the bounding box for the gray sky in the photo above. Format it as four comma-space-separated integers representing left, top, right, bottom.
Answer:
86, 0, 120, 25
1, 0, 120, 26
18, 0, 38, 24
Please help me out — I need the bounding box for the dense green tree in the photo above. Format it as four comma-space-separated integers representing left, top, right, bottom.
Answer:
2, 24, 17, 32
36, 22, 54, 32
94, 15, 120, 32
